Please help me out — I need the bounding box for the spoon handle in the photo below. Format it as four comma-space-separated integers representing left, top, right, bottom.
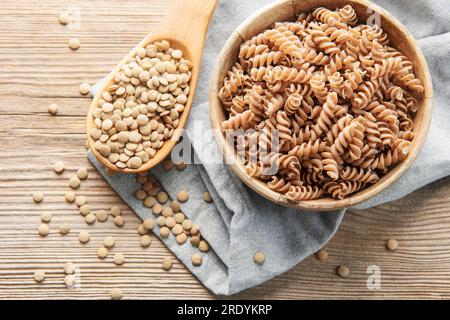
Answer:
156, 0, 219, 51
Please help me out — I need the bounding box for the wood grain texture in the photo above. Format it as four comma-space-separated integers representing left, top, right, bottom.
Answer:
0, 0, 449, 300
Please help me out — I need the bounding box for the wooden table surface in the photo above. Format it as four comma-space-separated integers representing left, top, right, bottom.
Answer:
1, 0, 449, 300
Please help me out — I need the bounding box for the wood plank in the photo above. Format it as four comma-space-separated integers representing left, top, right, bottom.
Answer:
1, 0, 449, 300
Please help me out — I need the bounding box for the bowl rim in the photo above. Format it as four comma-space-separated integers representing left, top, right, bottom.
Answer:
208, 0, 433, 211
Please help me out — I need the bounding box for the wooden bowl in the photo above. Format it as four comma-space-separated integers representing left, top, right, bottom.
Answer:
209, 0, 433, 211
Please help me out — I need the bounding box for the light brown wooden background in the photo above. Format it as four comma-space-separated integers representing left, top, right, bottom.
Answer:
1, 0, 449, 300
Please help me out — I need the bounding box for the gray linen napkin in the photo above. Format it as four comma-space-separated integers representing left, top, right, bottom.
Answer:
88, 0, 450, 295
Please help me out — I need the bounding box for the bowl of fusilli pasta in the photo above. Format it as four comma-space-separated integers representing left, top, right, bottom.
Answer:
210, 0, 432, 211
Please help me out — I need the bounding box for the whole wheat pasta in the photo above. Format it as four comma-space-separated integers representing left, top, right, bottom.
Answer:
219, 5, 424, 200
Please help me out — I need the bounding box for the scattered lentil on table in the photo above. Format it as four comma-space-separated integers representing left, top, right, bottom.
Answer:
190, 236, 200, 247
110, 206, 122, 217
162, 257, 173, 271
144, 196, 156, 207
85, 213, 96, 224
79, 82, 91, 95
64, 274, 76, 288
48, 103, 58, 115
156, 216, 166, 227
33, 270, 46, 283
110, 288, 123, 300
337, 265, 350, 278
33, 191, 44, 203
177, 190, 189, 202
191, 224, 200, 235
136, 175, 148, 184
69, 176, 81, 189
170, 201, 181, 213
171, 224, 183, 236
97, 247, 108, 259
386, 239, 398, 251
75, 195, 86, 207
79, 204, 91, 216
140, 235, 152, 247
53, 161, 65, 174
113, 215, 124, 227
143, 218, 154, 230
38, 224, 50, 237
65, 191, 76, 203
163, 159, 173, 171
176, 233, 187, 245
113, 253, 125, 265
136, 189, 147, 200
174, 212, 185, 224
165, 217, 176, 228
198, 240, 209, 252
78, 231, 90, 244
152, 203, 163, 215
137, 224, 147, 235
68, 38, 80, 50
162, 206, 173, 218
59, 223, 71, 235
96, 210, 108, 222
77, 168, 88, 180
315, 249, 328, 261
63, 262, 76, 275
58, 12, 68, 25
160, 226, 170, 238
103, 236, 115, 248
156, 191, 169, 204
182, 219, 192, 231
191, 253, 203, 266
175, 161, 187, 171
40, 211, 52, 223
253, 252, 265, 265
202, 191, 213, 203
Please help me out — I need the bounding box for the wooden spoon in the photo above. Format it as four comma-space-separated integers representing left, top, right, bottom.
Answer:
87, 0, 218, 174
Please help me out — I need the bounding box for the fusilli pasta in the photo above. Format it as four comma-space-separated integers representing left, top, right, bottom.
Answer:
219, 5, 424, 201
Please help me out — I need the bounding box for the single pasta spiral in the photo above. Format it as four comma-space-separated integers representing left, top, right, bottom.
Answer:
331, 122, 357, 156
313, 7, 343, 27
250, 51, 285, 68
268, 176, 292, 193
286, 185, 323, 201
221, 110, 256, 131
340, 166, 379, 184
276, 111, 293, 147
324, 181, 364, 200
289, 139, 327, 158
347, 117, 366, 161
338, 5, 358, 26
308, 22, 341, 56
284, 93, 303, 116
310, 74, 328, 101
314, 92, 343, 135
268, 66, 314, 84
264, 29, 302, 59
239, 44, 269, 59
